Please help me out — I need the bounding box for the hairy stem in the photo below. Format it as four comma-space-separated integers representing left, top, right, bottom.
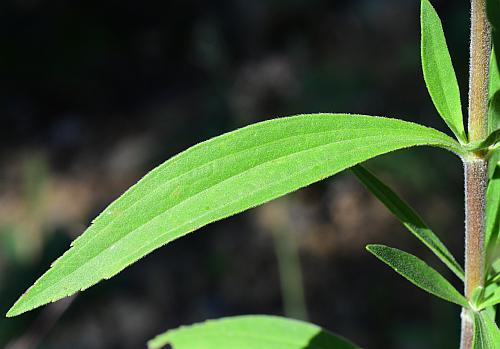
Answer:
461, 0, 491, 348
464, 159, 488, 299
462, 159, 488, 348
460, 308, 474, 349
468, 0, 491, 142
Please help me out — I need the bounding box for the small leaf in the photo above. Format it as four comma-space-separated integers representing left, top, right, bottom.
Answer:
490, 49, 500, 101
367, 244, 468, 307
473, 310, 500, 349
466, 129, 500, 151
7, 114, 463, 317
478, 285, 500, 310
489, 150, 500, 180
147, 315, 360, 349
488, 259, 500, 286
421, 0, 467, 142
486, 160, 500, 261
482, 281, 498, 318
471, 286, 486, 310
487, 0, 500, 133
488, 90, 500, 134
488, 44, 500, 132
351, 165, 464, 280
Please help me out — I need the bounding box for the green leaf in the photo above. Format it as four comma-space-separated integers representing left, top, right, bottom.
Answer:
488, 91, 500, 134
473, 310, 500, 349
487, 0, 500, 133
351, 165, 464, 280
489, 259, 500, 285
466, 129, 500, 152
486, 160, 500, 261
421, 0, 466, 143
471, 286, 486, 310
488, 49, 500, 133
147, 315, 360, 349
366, 244, 468, 307
490, 49, 500, 101
7, 113, 463, 317
482, 282, 498, 318
489, 150, 500, 180
479, 285, 500, 310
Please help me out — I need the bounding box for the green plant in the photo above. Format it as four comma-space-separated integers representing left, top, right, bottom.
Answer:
5, 0, 500, 347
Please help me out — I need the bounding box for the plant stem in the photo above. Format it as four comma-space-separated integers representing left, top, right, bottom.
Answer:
464, 160, 488, 299
461, 0, 491, 348
462, 159, 488, 348
468, 0, 491, 143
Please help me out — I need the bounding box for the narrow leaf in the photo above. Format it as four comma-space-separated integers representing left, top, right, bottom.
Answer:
488, 43, 500, 133
421, 0, 466, 142
487, 0, 500, 132
482, 281, 498, 318
486, 160, 500, 261
473, 310, 500, 349
488, 91, 500, 134
490, 48, 500, 101
147, 315, 360, 349
466, 129, 500, 152
367, 244, 468, 307
470, 286, 485, 310
351, 165, 464, 280
489, 150, 500, 180
7, 113, 463, 317
489, 259, 500, 285
479, 286, 500, 310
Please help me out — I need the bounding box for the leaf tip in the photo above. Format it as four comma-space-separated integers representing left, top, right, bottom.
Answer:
420, 0, 434, 19
365, 244, 381, 253
6, 301, 25, 318
147, 337, 172, 349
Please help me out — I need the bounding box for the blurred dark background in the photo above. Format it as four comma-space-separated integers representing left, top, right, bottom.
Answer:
0, 0, 472, 348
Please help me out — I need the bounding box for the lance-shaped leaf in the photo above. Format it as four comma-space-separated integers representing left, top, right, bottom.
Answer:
486, 159, 500, 260
6, 113, 463, 317
487, 0, 500, 133
421, 0, 466, 143
478, 285, 500, 310
490, 49, 500, 101
147, 315, 360, 349
481, 278, 499, 319
489, 150, 500, 180
466, 129, 500, 152
488, 49, 500, 133
351, 165, 464, 280
473, 310, 500, 349
488, 45, 500, 133
367, 244, 468, 307
488, 92, 500, 134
